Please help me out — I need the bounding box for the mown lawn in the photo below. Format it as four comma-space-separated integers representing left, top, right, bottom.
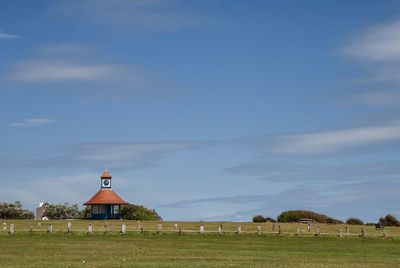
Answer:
0, 220, 399, 267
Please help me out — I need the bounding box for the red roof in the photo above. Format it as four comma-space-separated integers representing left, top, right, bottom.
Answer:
101, 170, 112, 178
84, 189, 128, 205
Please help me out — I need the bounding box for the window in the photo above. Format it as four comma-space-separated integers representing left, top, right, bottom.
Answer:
113, 205, 119, 214
92, 205, 106, 214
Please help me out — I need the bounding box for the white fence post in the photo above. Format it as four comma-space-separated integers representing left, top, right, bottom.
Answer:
158, 224, 162, 234
9, 224, 14, 234
200, 224, 204, 234
257, 226, 261, 235
88, 224, 92, 234
121, 223, 126, 234
48, 224, 52, 234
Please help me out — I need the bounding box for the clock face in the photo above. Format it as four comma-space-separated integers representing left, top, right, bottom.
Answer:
102, 179, 110, 187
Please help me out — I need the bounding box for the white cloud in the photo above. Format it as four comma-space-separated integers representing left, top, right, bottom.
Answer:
8, 59, 122, 83
9, 118, 56, 127
2, 45, 173, 97
0, 33, 20, 39
35, 141, 208, 168
274, 122, 400, 154
343, 20, 400, 62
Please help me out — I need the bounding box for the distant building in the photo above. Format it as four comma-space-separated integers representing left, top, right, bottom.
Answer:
36, 202, 45, 220
300, 218, 318, 224
84, 170, 128, 219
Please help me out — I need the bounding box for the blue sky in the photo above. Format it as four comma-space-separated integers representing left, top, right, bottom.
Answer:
1, 0, 400, 222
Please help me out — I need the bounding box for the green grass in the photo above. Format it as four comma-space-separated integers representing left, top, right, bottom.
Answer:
0, 220, 399, 267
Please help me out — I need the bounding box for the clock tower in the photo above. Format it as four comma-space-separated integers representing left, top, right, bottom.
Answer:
101, 169, 112, 188
84, 169, 128, 219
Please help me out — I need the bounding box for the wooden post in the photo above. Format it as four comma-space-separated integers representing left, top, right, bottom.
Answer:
88, 224, 92, 234
272, 223, 275, 232
9, 224, 14, 235
339, 229, 343, 238
104, 221, 108, 228
179, 227, 182, 235
345, 225, 349, 234
158, 224, 162, 234
137, 223, 141, 230
383, 228, 386, 239
257, 226, 261, 235
360, 227, 365, 238
67, 222, 71, 233
2, 222, 6, 231
105, 225, 109, 234
140, 226, 144, 234
37, 222, 41, 229
30, 225, 33, 233
296, 228, 300, 236
307, 223, 310, 232
48, 224, 52, 234
200, 224, 204, 234
316, 226, 320, 237
218, 226, 222, 235
237, 225, 241, 234
278, 225, 281, 235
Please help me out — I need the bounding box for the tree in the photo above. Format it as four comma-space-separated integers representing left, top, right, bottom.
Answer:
0, 201, 34, 219
42, 202, 80, 219
79, 206, 92, 220
265, 217, 276, 223
379, 214, 400, 227
253, 215, 266, 223
277, 210, 343, 224
346, 218, 363, 225
121, 204, 162, 221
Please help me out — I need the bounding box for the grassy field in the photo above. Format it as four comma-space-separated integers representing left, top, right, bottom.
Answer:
0, 220, 399, 267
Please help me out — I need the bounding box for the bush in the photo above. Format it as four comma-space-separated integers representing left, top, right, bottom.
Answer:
121, 204, 162, 221
0, 201, 34, 219
277, 210, 343, 224
79, 206, 92, 220
42, 202, 80, 219
346, 218, 364, 225
252, 215, 266, 222
265, 217, 276, 223
379, 214, 400, 226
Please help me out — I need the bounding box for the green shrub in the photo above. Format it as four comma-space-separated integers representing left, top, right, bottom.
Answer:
121, 204, 162, 221
379, 214, 400, 226
265, 217, 276, 223
0, 201, 34, 219
252, 215, 266, 222
346, 218, 363, 225
42, 202, 80, 219
277, 210, 343, 224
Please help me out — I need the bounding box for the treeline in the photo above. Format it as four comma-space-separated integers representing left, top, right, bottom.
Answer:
0, 201, 34, 219
0, 201, 162, 221
253, 210, 400, 226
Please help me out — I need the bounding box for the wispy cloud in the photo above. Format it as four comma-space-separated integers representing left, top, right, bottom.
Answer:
2, 44, 174, 97
52, 0, 212, 32
34, 141, 208, 169
8, 59, 122, 83
249, 121, 400, 154
0, 33, 20, 39
342, 19, 400, 106
9, 118, 56, 127
342, 20, 400, 62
